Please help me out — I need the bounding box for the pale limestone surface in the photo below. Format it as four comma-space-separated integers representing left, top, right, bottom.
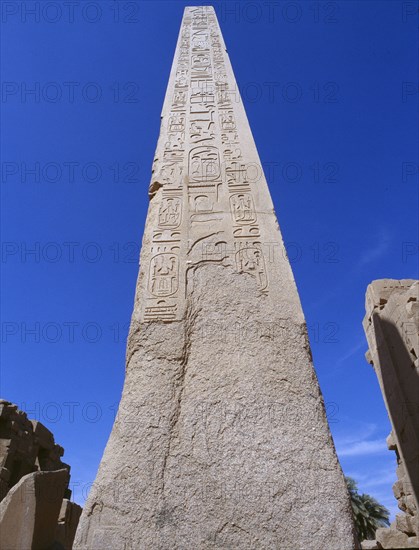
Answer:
75, 6, 356, 549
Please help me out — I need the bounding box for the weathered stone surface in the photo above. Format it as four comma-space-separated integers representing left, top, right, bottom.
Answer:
75, 6, 356, 549
0, 469, 68, 549
405, 496, 418, 517
376, 527, 409, 548
54, 498, 83, 550
387, 432, 397, 451
361, 540, 379, 550
0, 399, 70, 501
397, 513, 418, 536
363, 280, 419, 502
394, 479, 405, 500
407, 535, 419, 548
0, 400, 82, 546
364, 279, 419, 545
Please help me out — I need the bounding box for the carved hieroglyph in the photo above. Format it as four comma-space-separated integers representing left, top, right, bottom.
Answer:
75, 7, 356, 549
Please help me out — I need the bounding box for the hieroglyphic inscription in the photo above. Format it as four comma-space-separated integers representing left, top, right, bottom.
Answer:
144, 11, 193, 320
235, 242, 268, 291
149, 253, 179, 297
159, 197, 182, 228
189, 146, 221, 184
230, 193, 257, 225
144, 7, 268, 321
186, 8, 225, 256
207, 8, 268, 291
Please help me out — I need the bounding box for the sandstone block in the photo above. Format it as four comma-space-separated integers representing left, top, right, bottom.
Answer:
376, 527, 409, 548
361, 539, 379, 549
55, 498, 83, 550
0, 469, 68, 549
397, 513, 418, 536
407, 535, 419, 548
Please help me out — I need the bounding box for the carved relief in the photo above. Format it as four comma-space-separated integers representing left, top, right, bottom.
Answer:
217, 89, 232, 108
191, 66, 212, 80
172, 90, 187, 110
169, 113, 185, 132
178, 54, 189, 67
201, 240, 229, 262
214, 72, 227, 86
192, 30, 209, 51
190, 118, 215, 144
230, 193, 257, 224
150, 242, 180, 254
145, 5, 270, 323
144, 301, 178, 322
158, 197, 182, 228
235, 244, 268, 291
193, 14, 207, 29
175, 77, 188, 89
163, 149, 184, 162
191, 79, 214, 101
223, 147, 242, 160
192, 53, 211, 69
225, 161, 249, 187
189, 146, 220, 184
221, 131, 239, 146
165, 132, 184, 151
192, 194, 214, 213
156, 162, 183, 187
189, 191, 221, 223
149, 253, 179, 297
163, 151, 184, 163
220, 111, 236, 130
233, 226, 260, 239
191, 86, 215, 106
153, 229, 181, 242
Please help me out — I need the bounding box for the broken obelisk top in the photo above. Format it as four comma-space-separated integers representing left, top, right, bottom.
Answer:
75, 7, 357, 548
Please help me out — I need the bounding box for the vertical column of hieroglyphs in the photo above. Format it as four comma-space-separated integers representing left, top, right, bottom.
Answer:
185, 7, 229, 274
143, 6, 268, 324
142, 11, 192, 322
207, 7, 268, 292
184, 6, 268, 292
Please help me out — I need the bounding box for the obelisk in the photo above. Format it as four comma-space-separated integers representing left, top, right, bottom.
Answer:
75, 7, 356, 548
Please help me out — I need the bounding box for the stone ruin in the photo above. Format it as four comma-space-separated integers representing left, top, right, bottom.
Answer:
363, 279, 419, 549
0, 399, 82, 549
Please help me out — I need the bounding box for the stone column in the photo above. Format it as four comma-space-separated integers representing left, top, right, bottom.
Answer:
74, 7, 356, 549
363, 279, 419, 548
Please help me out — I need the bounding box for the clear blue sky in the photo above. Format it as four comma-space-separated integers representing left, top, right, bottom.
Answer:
1, 0, 418, 519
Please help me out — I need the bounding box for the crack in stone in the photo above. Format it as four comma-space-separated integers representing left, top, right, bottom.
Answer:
161, 296, 198, 496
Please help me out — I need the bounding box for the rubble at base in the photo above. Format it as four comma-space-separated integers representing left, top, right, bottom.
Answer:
0, 399, 82, 549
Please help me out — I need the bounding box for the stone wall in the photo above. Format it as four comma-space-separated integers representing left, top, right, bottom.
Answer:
363, 279, 419, 549
0, 399, 82, 549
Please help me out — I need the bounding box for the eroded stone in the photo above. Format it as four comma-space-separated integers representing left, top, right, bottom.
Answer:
0, 469, 67, 549
75, 6, 356, 549
364, 279, 419, 546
